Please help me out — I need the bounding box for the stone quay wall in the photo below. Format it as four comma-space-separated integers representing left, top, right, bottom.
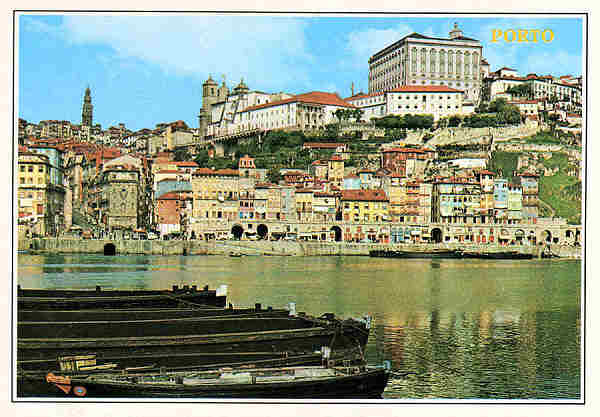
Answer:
18, 238, 584, 259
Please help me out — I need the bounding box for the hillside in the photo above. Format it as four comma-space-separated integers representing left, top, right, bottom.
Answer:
537, 153, 582, 224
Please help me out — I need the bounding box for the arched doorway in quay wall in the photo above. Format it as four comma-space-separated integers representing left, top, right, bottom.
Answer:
231, 225, 244, 240
257, 224, 269, 240
103, 243, 116, 256
431, 228, 443, 244
330, 226, 342, 242
542, 230, 552, 243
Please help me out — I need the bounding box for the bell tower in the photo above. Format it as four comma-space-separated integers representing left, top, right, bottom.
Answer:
81, 86, 93, 127
198, 75, 219, 138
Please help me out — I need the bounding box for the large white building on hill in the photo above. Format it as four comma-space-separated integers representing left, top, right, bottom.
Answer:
367, 23, 486, 105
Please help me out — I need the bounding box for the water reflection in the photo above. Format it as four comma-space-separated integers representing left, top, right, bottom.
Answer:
16, 254, 581, 399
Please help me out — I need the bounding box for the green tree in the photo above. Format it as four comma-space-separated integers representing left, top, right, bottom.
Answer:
266, 167, 282, 184
352, 108, 364, 121
448, 115, 462, 127
506, 84, 533, 99
488, 98, 508, 113
194, 150, 210, 167
174, 148, 191, 162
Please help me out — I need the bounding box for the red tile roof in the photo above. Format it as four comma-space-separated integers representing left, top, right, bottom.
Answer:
158, 191, 191, 200
382, 147, 426, 153
508, 100, 539, 104
241, 91, 355, 112
478, 170, 496, 176
156, 170, 181, 174
175, 161, 199, 167
194, 168, 238, 176
303, 142, 347, 149
341, 189, 389, 202
343, 91, 386, 101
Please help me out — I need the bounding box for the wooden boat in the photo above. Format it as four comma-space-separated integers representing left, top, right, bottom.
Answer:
42, 363, 390, 399
369, 249, 462, 259
17, 348, 366, 397
17, 313, 371, 372
459, 250, 534, 260
17, 284, 228, 310
18, 304, 290, 322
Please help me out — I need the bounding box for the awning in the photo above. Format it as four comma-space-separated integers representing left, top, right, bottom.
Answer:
422, 233, 431, 238
410, 230, 421, 236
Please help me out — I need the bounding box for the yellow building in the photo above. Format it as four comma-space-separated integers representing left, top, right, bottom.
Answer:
192, 168, 239, 218
341, 189, 389, 223
327, 155, 344, 187
295, 188, 314, 222
18, 152, 51, 237
190, 168, 239, 239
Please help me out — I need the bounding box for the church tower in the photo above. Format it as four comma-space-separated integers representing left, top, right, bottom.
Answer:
198, 75, 219, 138
81, 86, 93, 127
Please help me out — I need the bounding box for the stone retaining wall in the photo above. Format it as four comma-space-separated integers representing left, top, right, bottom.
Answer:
19, 238, 586, 259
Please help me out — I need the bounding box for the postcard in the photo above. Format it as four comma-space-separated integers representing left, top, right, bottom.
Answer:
5, 2, 591, 417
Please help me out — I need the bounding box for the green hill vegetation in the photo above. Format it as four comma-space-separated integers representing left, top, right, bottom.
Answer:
488, 151, 519, 182
537, 153, 582, 224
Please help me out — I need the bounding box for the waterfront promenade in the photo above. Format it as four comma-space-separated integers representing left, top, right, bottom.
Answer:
19, 238, 582, 259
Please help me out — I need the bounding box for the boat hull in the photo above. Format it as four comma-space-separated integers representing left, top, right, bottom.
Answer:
38, 368, 390, 399
18, 307, 290, 322
17, 285, 226, 310
460, 251, 534, 259
17, 349, 366, 397
369, 249, 462, 259
17, 319, 369, 373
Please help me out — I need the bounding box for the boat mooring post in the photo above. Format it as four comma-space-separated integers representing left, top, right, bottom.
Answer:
288, 302, 296, 316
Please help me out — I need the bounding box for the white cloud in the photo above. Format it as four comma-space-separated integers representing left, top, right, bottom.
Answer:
27, 15, 316, 93
345, 23, 414, 69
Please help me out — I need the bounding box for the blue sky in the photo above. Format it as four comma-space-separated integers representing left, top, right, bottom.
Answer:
17, 14, 584, 132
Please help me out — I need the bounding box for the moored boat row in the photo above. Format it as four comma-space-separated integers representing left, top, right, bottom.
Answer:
17, 283, 385, 398
370, 248, 534, 259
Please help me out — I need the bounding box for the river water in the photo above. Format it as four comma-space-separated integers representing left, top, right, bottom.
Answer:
17, 253, 582, 400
